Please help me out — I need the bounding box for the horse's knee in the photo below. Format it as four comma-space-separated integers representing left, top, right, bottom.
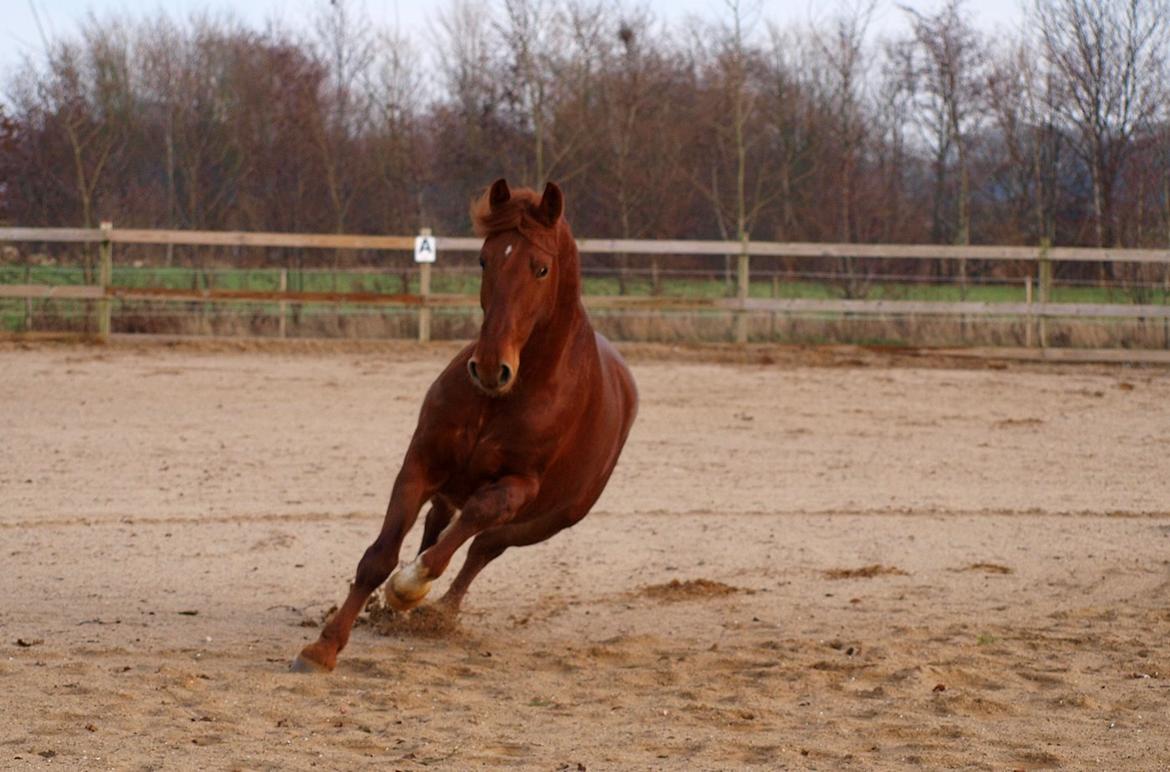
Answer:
354, 539, 397, 591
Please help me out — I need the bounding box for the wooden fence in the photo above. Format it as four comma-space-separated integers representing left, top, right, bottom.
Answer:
2, 224, 1169, 346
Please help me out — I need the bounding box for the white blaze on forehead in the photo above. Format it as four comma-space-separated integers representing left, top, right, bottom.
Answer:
504, 244, 513, 257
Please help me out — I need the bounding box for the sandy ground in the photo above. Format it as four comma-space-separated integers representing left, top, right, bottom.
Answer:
1, 340, 1169, 770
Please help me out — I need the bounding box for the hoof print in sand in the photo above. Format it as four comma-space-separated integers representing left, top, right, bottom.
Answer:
824, 564, 908, 580
637, 578, 748, 603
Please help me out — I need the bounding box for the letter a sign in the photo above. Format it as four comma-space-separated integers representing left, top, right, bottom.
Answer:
414, 234, 436, 263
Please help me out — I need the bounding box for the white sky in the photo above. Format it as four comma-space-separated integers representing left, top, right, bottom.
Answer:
4, 0, 1027, 80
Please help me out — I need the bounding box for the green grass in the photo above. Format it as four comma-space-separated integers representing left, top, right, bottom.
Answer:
0, 265, 92, 286
3, 264, 1166, 334
599, 275, 1164, 304
4, 264, 1164, 303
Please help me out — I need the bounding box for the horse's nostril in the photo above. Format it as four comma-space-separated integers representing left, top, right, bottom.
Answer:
468, 359, 480, 383
499, 363, 512, 386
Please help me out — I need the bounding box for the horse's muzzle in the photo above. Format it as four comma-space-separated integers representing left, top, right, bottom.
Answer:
468, 357, 514, 395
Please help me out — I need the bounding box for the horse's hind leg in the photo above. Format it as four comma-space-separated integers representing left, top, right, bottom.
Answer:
434, 533, 508, 613
438, 509, 578, 613
387, 475, 539, 611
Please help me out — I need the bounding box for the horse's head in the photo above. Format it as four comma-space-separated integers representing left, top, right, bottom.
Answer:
466, 178, 569, 396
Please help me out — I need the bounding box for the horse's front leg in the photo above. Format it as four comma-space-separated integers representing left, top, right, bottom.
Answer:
292, 460, 436, 672
386, 475, 539, 611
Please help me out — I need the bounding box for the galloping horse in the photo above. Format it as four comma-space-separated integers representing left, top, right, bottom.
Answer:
293, 179, 638, 672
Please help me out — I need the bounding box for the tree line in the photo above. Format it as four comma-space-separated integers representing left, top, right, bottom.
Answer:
1, 0, 1168, 279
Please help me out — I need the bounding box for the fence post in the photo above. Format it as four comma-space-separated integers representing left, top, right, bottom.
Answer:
23, 257, 32, 332
418, 227, 432, 344
734, 235, 750, 344
98, 221, 113, 341
278, 268, 288, 339
1037, 238, 1051, 348
1024, 274, 1033, 348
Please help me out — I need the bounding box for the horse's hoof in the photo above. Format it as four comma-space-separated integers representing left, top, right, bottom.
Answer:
290, 652, 331, 674
383, 589, 420, 612
386, 582, 432, 612
388, 560, 432, 611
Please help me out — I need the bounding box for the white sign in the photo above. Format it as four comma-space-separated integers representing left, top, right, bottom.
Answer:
414, 235, 436, 263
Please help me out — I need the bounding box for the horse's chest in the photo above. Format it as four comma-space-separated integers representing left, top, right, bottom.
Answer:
431, 379, 578, 504
449, 412, 554, 485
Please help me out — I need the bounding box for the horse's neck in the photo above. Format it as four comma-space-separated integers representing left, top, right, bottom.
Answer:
525, 296, 591, 373
554, 228, 582, 303
526, 304, 592, 385
520, 228, 592, 383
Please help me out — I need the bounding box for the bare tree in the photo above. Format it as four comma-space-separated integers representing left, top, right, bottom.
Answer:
872, 36, 917, 244
140, 16, 246, 235
369, 27, 425, 233
986, 37, 1065, 247
0, 107, 17, 223
689, 0, 778, 292
591, 7, 688, 293
901, 0, 985, 295
434, 0, 500, 132
28, 34, 128, 280
763, 24, 817, 242
497, 0, 560, 185
1033, 0, 1170, 249
810, 1, 876, 297
310, 0, 376, 287
430, 0, 513, 233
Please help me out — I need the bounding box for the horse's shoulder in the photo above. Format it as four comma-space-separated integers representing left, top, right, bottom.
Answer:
593, 332, 636, 391
403, 347, 480, 453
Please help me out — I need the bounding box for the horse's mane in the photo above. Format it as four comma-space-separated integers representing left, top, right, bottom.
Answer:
470, 186, 562, 255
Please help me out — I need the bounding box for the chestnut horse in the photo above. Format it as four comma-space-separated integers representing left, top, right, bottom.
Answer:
293, 179, 638, 672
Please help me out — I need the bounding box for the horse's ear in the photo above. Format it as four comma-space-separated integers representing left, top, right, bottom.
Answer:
536, 182, 564, 226
489, 178, 511, 210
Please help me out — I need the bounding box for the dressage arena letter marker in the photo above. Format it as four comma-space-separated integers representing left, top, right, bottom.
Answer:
414, 234, 436, 263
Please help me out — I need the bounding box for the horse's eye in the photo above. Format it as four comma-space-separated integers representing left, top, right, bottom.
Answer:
479, 256, 485, 269
536, 265, 549, 278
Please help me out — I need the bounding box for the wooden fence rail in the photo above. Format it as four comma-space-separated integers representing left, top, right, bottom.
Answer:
2, 226, 1169, 346
5, 226, 1170, 263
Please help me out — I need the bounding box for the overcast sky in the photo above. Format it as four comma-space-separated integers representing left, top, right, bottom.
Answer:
5, 0, 1026, 80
